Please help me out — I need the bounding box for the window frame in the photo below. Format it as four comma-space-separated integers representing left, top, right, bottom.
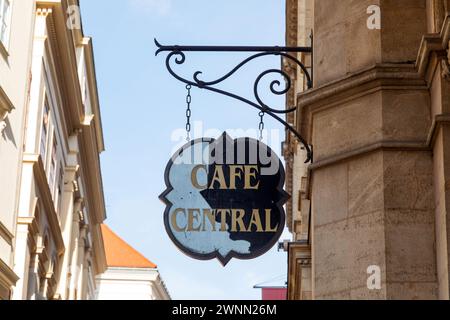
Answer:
54, 164, 64, 214
39, 101, 50, 164
0, 0, 12, 54
48, 133, 58, 194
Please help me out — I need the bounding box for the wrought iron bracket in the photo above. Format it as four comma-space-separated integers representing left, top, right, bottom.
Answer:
155, 39, 313, 163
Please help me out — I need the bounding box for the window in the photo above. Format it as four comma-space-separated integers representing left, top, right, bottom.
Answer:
37, 234, 50, 300
0, 0, 11, 47
40, 103, 49, 161
54, 165, 64, 213
81, 76, 87, 104
48, 136, 57, 193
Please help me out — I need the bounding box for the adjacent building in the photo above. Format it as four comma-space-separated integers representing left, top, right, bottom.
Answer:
0, 0, 171, 301
282, 0, 313, 301
254, 278, 287, 300
0, 0, 107, 300
96, 225, 170, 300
284, 0, 450, 299
0, 0, 32, 300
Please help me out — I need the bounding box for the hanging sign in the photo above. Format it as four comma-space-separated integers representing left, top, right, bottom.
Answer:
160, 132, 289, 266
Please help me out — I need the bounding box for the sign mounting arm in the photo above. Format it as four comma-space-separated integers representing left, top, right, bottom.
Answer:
154, 39, 314, 163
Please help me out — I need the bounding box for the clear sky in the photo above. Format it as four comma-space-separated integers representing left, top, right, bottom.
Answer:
81, 0, 290, 300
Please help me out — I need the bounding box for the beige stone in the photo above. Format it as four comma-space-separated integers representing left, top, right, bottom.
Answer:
285, 0, 450, 300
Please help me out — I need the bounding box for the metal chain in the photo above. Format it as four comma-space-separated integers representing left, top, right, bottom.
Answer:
258, 111, 265, 141
185, 84, 192, 141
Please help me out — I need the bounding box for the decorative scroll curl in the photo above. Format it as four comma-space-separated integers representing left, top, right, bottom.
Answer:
155, 39, 313, 163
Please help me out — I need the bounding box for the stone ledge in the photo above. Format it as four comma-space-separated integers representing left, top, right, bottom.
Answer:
426, 114, 450, 146
0, 222, 13, 246
0, 259, 19, 288
416, 15, 450, 81
0, 85, 14, 117
295, 64, 428, 142
297, 63, 426, 111
309, 140, 430, 172
22, 154, 65, 255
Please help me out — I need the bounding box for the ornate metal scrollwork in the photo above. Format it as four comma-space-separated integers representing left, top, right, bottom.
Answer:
155, 39, 313, 163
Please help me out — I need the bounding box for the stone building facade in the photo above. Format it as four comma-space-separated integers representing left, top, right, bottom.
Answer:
0, 0, 107, 300
284, 0, 450, 299
0, 0, 33, 300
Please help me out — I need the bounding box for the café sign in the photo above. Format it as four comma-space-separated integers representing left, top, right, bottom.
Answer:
160, 132, 289, 265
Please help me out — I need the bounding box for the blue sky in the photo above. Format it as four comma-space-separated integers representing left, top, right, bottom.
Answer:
81, 0, 289, 300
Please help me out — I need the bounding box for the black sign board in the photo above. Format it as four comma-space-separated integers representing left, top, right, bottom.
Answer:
160, 132, 289, 265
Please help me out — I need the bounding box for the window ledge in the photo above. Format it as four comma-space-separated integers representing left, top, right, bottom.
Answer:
0, 85, 14, 115
0, 41, 9, 60
0, 86, 13, 133
0, 258, 19, 287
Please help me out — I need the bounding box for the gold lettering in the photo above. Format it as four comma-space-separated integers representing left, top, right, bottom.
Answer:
210, 166, 227, 190
191, 165, 207, 189
171, 208, 187, 232
187, 209, 202, 232
231, 209, 247, 232
248, 209, 264, 232
244, 166, 260, 190
265, 209, 278, 232
202, 209, 216, 232
229, 165, 243, 190
171, 208, 276, 234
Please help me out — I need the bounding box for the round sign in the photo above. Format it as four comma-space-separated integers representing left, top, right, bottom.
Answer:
160, 132, 289, 265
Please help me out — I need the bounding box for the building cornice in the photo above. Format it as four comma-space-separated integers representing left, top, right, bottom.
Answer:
0, 259, 19, 288
297, 63, 426, 109
426, 113, 450, 147
36, 1, 107, 235
23, 153, 65, 254
16, 215, 40, 253
0, 222, 14, 246
0, 86, 14, 116
308, 140, 431, 172
37, 1, 84, 133
0, 85, 14, 132
152, 274, 171, 300
82, 37, 105, 153
90, 223, 107, 275
79, 127, 107, 225
42, 21, 72, 149
296, 64, 427, 142
283, 0, 299, 232
416, 15, 450, 82
285, 0, 298, 49
284, 0, 299, 130
67, 0, 83, 46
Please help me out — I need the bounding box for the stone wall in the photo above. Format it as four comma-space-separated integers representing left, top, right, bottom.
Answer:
288, 0, 450, 299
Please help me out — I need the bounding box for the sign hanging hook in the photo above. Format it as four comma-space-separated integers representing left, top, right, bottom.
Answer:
155, 39, 314, 163
185, 84, 192, 141
258, 111, 265, 141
